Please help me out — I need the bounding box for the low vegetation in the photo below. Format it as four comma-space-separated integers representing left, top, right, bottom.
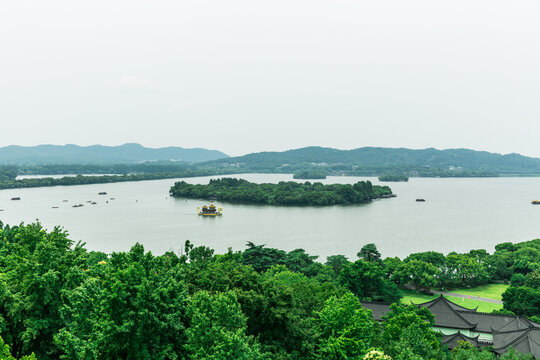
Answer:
292, 170, 326, 179
0, 169, 236, 190
378, 174, 409, 182
0, 221, 538, 359
169, 177, 393, 206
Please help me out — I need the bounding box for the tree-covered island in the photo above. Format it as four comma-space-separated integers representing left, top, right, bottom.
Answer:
292, 170, 327, 179
378, 174, 409, 182
169, 178, 393, 205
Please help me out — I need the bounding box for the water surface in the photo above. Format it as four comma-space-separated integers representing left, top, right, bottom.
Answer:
1, 174, 539, 260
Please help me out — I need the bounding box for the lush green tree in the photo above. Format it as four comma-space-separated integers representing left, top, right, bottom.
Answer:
380, 304, 445, 360
326, 255, 350, 277
502, 285, 540, 317
357, 244, 382, 263
257, 266, 342, 358
450, 341, 495, 360
55, 244, 189, 359
285, 248, 320, 277
393, 260, 439, 291
338, 260, 400, 302
0, 222, 88, 359
510, 273, 527, 287
363, 349, 392, 360
242, 242, 287, 273
314, 292, 379, 359
170, 178, 393, 206
500, 348, 535, 359
444, 253, 489, 287
186, 291, 266, 360
524, 270, 540, 288
0, 337, 36, 360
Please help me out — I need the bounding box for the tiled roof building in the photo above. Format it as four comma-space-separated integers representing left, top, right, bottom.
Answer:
361, 295, 540, 359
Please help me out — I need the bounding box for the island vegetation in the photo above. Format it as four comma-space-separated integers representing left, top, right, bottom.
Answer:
0, 169, 237, 190
378, 174, 409, 182
169, 178, 393, 206
0, 221, 538, 359
293, 170, 326, 179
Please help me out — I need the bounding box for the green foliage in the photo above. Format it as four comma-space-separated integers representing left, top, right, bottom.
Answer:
0, 336, 37, 360
450, 341, 495, 360
1, 221, 539, 360
170, 178, 393, 206
502, 285, 540, 317
0, 170, 229, 190
378, 174, 408, 182
380, 304, 445, 360
0, 168, 17, 181
357, 244, 382, 263
293, 170, 326, 179
393, 260, 439, 291
363, 349, 392, 360
500, 348, 535, 359
186, 291, 266, 360
257, 266, 342, 358
0, 222, 87, 359
326, 255, 350, 277
202, 146, 532, 176
314, 292, 379, 359
338, 259, 400, 303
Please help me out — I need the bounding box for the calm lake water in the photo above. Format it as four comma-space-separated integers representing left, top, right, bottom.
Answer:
1, 174, 540, 260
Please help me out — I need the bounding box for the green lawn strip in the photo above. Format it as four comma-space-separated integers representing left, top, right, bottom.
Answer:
399, 290, 503, 313
444, 295, 502, 312
444, 283, 509, 301
399, 290, 437, 305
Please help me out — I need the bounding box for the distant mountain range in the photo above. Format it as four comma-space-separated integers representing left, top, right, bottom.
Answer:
3, 144, 540, 176
0, 144, 229, 164
201, 146, 540, 176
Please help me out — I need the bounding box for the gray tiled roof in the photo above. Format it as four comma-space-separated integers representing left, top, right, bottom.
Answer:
361, 296, 540, 358
458, 311, 537, 333
413, 295, 477, 329
360, 301, 391, 321
413, 295, 477, 312
493, 327, 540, 359
442, 332, 481, 349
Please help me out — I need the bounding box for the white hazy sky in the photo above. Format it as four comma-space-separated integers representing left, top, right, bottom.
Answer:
1, 0, 539, 157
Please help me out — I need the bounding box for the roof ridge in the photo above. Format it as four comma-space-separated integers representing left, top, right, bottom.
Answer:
456, 309, 523, 317
413, 294, 476, 311
438, 297, 478, 329
493, 327, 537, 335
493, 328, 533, 351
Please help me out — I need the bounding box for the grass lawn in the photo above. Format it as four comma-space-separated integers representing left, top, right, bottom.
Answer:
445, 283, 509, 301
399, 289, 503, 313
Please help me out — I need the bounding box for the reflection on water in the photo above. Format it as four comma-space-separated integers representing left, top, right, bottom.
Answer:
1, 174, 540, 260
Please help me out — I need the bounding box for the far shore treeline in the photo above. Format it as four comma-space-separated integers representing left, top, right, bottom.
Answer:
169, 178, 393, 206
0, 221, 538, 359
0, 168, 236, 190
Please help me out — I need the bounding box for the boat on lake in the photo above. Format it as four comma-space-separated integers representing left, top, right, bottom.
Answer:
416, 199, 426, 202
197, 204, 223, 216
532, 200, 540, 205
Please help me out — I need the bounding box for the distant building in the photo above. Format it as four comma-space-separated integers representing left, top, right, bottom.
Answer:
361, 296, 540, 358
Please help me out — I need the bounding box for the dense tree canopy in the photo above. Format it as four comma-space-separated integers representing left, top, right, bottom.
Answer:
0, 221, 538, 359
170, 178, 393, 206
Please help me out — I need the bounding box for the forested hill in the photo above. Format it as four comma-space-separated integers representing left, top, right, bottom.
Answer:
0, 143, 229, 164
201, 146, 540, 176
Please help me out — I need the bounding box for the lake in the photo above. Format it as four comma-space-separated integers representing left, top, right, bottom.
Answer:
1, 174, 540, 260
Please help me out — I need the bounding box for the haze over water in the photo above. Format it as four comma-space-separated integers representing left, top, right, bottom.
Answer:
1, 174, 540, 260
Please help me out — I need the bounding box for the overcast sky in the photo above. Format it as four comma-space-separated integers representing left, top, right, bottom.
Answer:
1, 1, 539, 157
